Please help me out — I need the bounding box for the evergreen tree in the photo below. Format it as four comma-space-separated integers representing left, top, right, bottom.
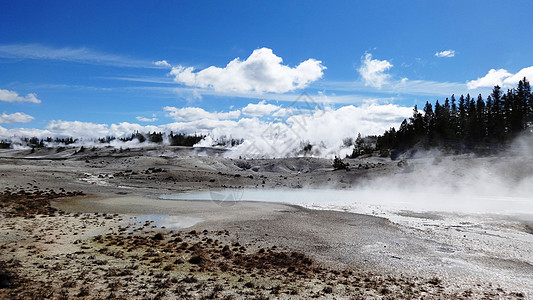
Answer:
491, 86, 506, 142
458, 94, 467, 138
423, 101, 435, 146
476, 94, 486, 142
521, 78, 533, 126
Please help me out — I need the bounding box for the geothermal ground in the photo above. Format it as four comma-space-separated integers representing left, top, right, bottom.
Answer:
1, 145, 532, 299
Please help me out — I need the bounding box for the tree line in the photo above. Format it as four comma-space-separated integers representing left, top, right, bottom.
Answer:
375, 78, 532, 156
1, 131, 205, 149
116, 131, 204, 146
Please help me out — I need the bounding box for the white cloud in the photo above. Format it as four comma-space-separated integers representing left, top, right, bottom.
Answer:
38, 120, 162, 140
163, 106, 241, 122
165, 101, 291, 121
502, 66, 533, 87
0, 125, 51, 141
0, 43, 154, 68
154, 60, 171, 68
271, 107, 294, 117
435, 50, 455, 58
164, 119, 242, 135
108, 122, 162, 137
467, 68, 515, 89
0, 112, 34, 124
242, 100, 281, 116
136, 114, 158, 122
0, 89, 42, 103
169, 47, 325, 93
45, 120, 111, 138
358, 53, 393, 88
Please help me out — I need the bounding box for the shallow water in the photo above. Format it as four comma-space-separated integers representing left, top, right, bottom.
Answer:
126, 214, 204, 230
160, 188, 533, 217
161, 188, 533, 252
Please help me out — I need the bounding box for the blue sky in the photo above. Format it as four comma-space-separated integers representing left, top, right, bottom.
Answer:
1, 0, 533, 149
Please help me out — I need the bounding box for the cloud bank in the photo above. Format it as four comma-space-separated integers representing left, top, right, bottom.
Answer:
0, 100, 412, 158
0, 89, 42, 103
169, 48, 325, 93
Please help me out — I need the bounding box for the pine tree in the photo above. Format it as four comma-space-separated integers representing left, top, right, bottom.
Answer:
458, 95, 467, 139
522, 78, 533, 127
464, 94, 476, 145
476, 94, 486, 142
491, 86, 506, 142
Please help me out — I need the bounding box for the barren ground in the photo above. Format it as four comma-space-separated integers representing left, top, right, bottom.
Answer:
1, 146, 531, 299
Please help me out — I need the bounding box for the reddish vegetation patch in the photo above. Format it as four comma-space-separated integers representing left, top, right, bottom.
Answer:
0, 189, 84, 217
93, 230, 320, 278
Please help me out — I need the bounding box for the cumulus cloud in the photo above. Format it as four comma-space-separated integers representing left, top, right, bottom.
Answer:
435, 50, 455, 58
466, 67, 533, 89
169, 48, 325, 93
242, 100, 281, 117
358, 53, 393, 88
466, 69, 512, 89
0, 112, 34, 124
136, 114, 158, 122
0, 89, 42, 103
163, 106, 241, 122
502, 66, 533, 86
153, 60, 171, 68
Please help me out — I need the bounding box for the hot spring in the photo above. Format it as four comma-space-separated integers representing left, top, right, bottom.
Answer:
160, 188, 533, 232
161, 188, 533, 216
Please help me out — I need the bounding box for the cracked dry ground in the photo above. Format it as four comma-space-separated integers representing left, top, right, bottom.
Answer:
0, 191, 525, 299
